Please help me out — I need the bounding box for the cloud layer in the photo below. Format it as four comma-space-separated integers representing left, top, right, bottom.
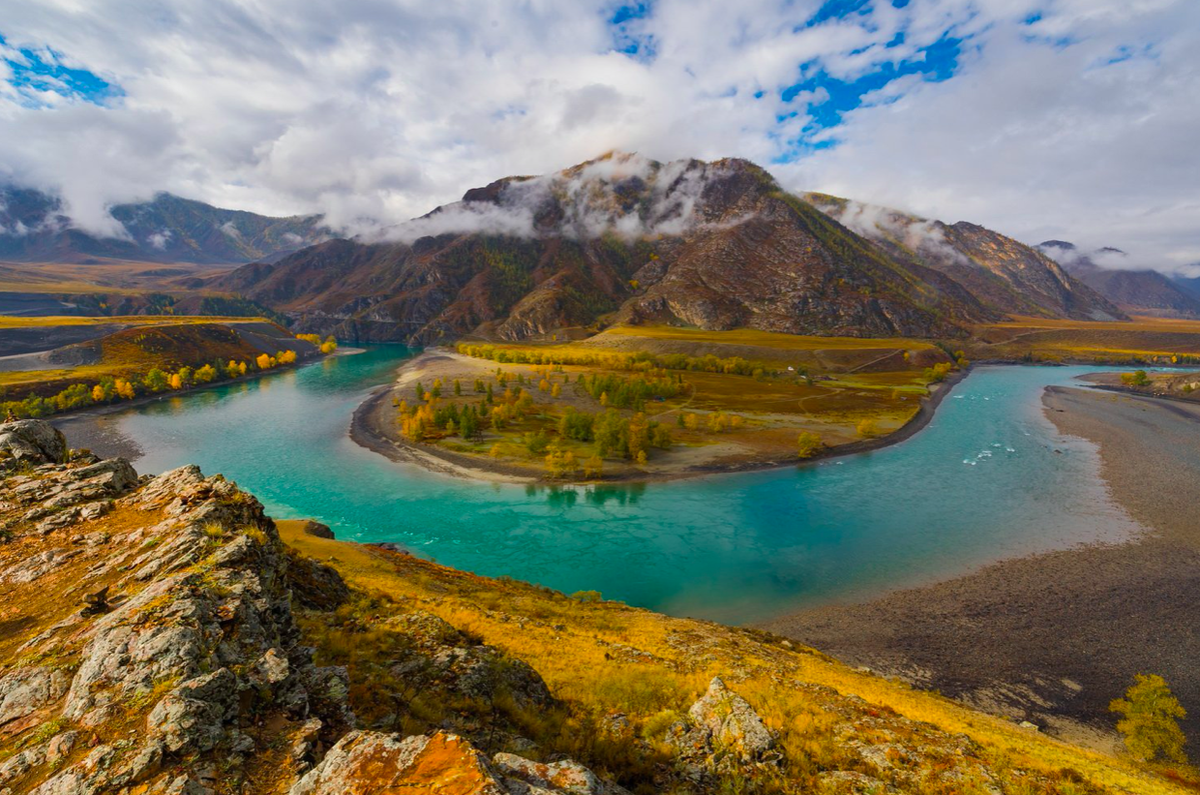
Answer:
0, 1, 1197, 270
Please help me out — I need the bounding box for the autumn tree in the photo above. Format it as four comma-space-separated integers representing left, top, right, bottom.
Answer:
856, 418, 879, 438
145, 368, 169, 392
582, 455, 603, 479
1121, 370, 1151, 387
1110, 674, 1188, 764
544, 445, 578, 479
797, 431, 823, 459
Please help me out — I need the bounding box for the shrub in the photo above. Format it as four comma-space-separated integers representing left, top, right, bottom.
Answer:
797, 431, 823, 459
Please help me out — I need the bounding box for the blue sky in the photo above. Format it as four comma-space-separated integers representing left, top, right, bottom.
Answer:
0, 0, 1197, 269
0, 35, 120, 107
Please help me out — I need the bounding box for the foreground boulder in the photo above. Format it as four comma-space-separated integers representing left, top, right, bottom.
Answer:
687, 676, 775, 760
666, 676, 779, 784
0, 419, 68, 466
290, 730, 628, 795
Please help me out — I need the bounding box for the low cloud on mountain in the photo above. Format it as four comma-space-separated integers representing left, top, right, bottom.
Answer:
0, 0, 1197, 270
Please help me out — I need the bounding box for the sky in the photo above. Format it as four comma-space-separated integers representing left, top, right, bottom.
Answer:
0, 0, 1197, 271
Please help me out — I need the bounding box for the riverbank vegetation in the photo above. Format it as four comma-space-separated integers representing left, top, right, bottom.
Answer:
0, 317, 337, 420
382, 327, 964, 481
964, 316, 1200, 364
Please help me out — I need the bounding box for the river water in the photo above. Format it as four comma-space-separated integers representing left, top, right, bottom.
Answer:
114, 346, 1139, 624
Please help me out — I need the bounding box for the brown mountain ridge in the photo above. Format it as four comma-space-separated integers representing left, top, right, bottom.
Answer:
213, 153, 1123, 343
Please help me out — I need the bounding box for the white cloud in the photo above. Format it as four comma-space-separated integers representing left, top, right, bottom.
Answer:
147, 228, 171, 249
781, 1, 1200, 272
0, 0, 1195, 271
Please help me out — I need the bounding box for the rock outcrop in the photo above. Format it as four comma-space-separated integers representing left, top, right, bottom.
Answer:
0, 425, 627, 795
0, 422, 351, 793
664, 676, 780, 785
290, 730, 629, 795
0, 420, 68, 466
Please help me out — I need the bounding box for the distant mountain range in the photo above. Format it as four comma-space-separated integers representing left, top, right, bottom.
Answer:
212, 153, 1124, 343
0, 186, 328, 265
1036, 240, 1200, 319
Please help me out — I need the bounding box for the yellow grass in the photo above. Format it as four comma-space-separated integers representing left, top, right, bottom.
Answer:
599, 324, 937, 351
981, 315, 1200, 334
279, 521, 1191, 795
0, 314, 266, 328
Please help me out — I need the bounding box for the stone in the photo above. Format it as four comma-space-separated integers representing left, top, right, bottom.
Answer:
286, 554, 350, 610
289, 731, 509, 795
297, 520, 334, 539
686, 677, 775, 761
386, 611, 553, 710
0, 420, 68, 465
146, 669, 238, 753
248, 648, 292, 686
494, 753, 632, 795
80, 586, 109, 616
0, 666, 70, 726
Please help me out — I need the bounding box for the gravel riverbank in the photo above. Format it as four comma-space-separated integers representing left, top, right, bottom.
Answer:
764, 384, 1200, 751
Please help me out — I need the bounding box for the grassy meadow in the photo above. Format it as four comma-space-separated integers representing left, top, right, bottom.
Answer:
281, 521, 1198, 795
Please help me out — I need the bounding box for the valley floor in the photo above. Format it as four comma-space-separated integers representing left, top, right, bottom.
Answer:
765, 384, 1200, 752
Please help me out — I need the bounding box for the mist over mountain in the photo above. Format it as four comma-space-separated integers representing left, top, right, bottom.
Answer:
1037, 240, 1200, 319
212, 153, 1122, 343
804, 196, 1124, 323
0, 187, 328, 265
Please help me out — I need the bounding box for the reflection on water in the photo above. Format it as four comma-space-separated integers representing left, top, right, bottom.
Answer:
524, 482, 646, 508
114, 348, 1142, 624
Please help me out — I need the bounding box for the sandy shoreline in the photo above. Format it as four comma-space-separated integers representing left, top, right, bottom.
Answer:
349, 348, 969, 484
765, 384, 1200, 750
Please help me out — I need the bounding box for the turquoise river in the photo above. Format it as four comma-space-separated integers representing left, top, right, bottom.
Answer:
107, 346, 1139, 624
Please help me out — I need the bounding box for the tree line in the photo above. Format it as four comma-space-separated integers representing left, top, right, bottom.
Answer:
2, 334, 336, 420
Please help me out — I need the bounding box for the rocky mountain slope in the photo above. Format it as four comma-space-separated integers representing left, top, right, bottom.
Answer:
803, 195, 1125, 322
1038, 240, 1200, 318
0, 187, 327, 265
213, 154, 1127, 345
213, 154, 1010, 344
0, 419, 1186, 794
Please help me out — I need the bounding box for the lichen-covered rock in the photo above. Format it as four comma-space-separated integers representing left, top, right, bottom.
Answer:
0, 420, 68, 465
494, 753, 631, 795
0, 666, 70, 727
147, 668, 238, 753
0, 446, 357, 794
663, 676, 779, 786
686, 676, 775, 760
387, 611, 554, 710
289, 731, 509, 795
